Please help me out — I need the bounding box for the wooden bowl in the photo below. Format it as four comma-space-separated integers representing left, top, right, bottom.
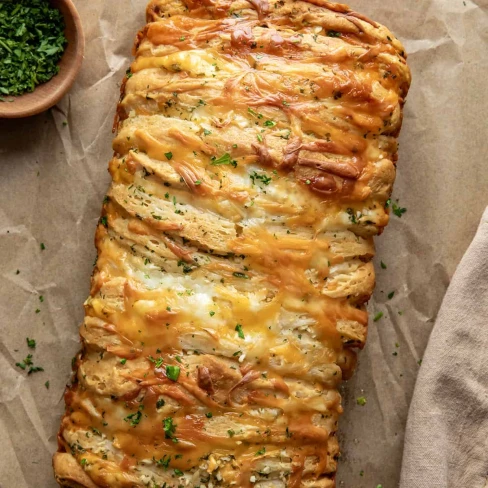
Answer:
0, 0, 85, 119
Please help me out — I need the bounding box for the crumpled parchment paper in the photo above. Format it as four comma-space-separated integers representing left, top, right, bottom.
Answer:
0, 0, 487, 486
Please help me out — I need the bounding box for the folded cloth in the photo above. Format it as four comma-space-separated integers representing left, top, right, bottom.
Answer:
400, 208, 488, 487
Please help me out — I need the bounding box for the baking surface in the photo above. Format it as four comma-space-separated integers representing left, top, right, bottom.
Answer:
0, 0, 487, 487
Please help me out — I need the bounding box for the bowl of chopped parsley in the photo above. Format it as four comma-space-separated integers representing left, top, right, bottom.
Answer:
0, 0, 84, 118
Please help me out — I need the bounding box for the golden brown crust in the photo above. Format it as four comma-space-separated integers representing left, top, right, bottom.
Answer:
53, 453, 99, 488
54, 0, 410, 486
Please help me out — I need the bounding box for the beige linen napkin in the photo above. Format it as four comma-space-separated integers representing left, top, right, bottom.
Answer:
400, 208, 488, 487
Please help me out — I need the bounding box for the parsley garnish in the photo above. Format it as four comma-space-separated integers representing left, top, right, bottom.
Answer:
392, 202, 407, 217
373, 312, 384, 322
247, 107, 263, 118
0, 0, 67, 97
177, 260, 194, 274
250, 171, 272, 186
205, 412, 213, 418
156, 398, 166, 409
166, 365, 180, 381
380, 261, 387, 269
26, 337, 36, 349
16, 353, 44, 374
256, 447, 266, 455
163, 417, 177, 439
235, 324, 245, 339
387, 291, 395, 300
327, 30, 341, 37
124, 410, 142, 427
174, 468, 183, 476
164, 152, 173, 160
264, 120, 276, 127
232, 272, 249, 279
227, 429, 235, 437
346, 208, 359, 224
148, 355, 164, 368
356, 396, 367, 406
210, 153, 237, 167
156, 455, 171, 469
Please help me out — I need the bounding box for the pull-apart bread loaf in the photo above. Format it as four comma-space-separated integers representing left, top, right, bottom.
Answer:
54, 0, 411, 486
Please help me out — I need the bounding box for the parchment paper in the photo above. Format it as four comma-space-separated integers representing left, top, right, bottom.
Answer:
0, 1, 487, 487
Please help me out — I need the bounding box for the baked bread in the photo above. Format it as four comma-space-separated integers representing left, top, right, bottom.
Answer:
54, 0, 410, 486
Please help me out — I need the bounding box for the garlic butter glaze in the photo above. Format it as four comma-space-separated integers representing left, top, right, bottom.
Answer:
54, 1, 410, 486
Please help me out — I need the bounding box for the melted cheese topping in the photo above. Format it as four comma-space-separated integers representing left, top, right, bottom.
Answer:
55, 1, 410, 487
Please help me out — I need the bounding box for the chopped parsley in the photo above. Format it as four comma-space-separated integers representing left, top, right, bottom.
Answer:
177, 260, 194, 274
327, 30, 341, 37
0, 0, 67, 97
205, 412, 213, 418
209, 311, 215, 317
250, 171, 272, 186
210, 153, 237, 167
373, 312, 384, 322
247, 107, 263, 119
26, 337, 36, 349
392, 202, 407, 217
264, 120, 276, 127
203, 129, 212, 136
174, 468, 183, 476
166, 365, 180, 381
235, 324, 245, 339
356, 396, 367, 406
16, 353, 44, 374
148, 355, 164, 368
346, 208, 359, 224
227, 429, 235, 437
256, 447, 266, 455
156, 398, 166, 409
156, 455, 171, 469
232, 272, 249, 279
44, 380, 50, 389
119, 358, 127, 365
164, 152, 173, 160
163, 417, 177, 439
387, 291, 395, 300
124, 410, 142, 427
380, 261, 387, 269
40, 243, 46, 250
